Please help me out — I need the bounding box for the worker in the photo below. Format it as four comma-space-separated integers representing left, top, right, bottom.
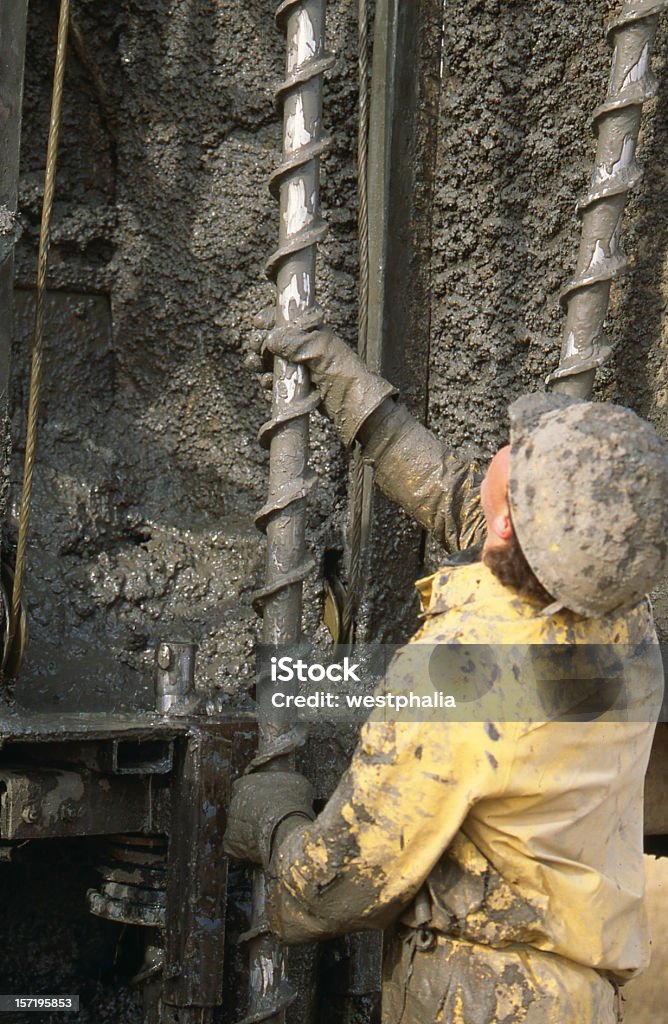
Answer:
224, 317, 668, 1024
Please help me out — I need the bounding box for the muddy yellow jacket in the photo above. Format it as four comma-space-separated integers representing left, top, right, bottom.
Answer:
267, 562, 663, 990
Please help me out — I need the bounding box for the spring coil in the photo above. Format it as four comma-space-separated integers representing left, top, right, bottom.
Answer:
548, 0, 668, 390
252, 0, 334, 618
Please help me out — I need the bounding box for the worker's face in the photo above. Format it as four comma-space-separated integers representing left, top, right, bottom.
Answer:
480, 445, 513, 555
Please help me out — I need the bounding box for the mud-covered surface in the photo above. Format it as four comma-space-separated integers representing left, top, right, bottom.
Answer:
430, 0, 618, 448
9, 0, 358, 709
4, 0, 668, 1020
12, 0, 668, 690
427, 0, 668, 631
3, 0, 362, 1017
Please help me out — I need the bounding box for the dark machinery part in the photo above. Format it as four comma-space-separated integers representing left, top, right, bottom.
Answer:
548, 0, 668, 397
87, 834, 168, 927
88, 730, 235, 1024
86, 737, 230, 1024
0, 766, 163, 839
0, 716, 254, 1024
163, 729, 231, 1024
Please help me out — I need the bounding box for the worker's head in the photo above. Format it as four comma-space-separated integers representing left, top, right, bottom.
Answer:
482, 394, 668, 616
480, 444, 554, 605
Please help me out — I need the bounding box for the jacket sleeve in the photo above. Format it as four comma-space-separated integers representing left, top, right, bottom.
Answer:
358, 400, 486, 553
266, 648, 515, 945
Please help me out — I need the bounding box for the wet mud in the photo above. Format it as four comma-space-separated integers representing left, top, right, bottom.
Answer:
4, 0, 668, 1019
9, 0, 358, 709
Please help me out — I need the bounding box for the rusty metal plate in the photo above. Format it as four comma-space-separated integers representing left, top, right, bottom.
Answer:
0, 765, 156, 839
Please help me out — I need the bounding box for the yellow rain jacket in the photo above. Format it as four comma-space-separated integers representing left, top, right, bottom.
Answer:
267, 561, 663, 1024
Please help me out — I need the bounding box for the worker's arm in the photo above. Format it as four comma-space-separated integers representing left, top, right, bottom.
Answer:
262, 321, 485, 552
263, 706, 513, 945
223, 640, 519, 944
358, 398, 484, 552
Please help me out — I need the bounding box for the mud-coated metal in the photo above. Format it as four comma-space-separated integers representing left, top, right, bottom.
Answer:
0, 0, 28, 404
350, 0, 444, 645
247, 4, 332, 1024
0, 766, 157, 839
254, 0, 333, 641
87, 835, 167, 927
101, 737, 174, 775
0, 1, 28, 558
155, 640, 197, 714
549, 0, 668, 397
163, 728, 231, 1018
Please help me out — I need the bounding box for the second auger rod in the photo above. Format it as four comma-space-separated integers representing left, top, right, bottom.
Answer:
548, 0, 668, 398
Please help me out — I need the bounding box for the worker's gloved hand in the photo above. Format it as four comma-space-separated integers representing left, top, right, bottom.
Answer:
262, 305, 329, 360
223, 770, 315, 868
243, 306, 276, 402
262, 310, 397, 446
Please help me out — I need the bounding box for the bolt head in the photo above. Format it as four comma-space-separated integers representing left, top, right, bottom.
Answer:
157, 643, 172, 670
21, 804, 39, 824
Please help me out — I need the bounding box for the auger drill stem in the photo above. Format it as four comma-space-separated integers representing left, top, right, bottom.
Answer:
245, 3, 332, 1023
256, 0, 333, 651
549, 0, 668, 398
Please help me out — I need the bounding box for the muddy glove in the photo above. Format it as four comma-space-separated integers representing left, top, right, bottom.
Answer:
223, 771, 315, 869
253, 310, 484, 551
243, 306, 276, 402
263, 313, 397, 446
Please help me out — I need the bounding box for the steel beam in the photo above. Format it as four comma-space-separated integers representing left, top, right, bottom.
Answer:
0, 765, 161, 839
163, 728, 232, 1023
0, 1, 28, 533
356, 0, 445, 642
0, 0, 28, 398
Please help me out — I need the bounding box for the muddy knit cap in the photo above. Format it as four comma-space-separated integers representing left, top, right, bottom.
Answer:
508, 393, 668, 617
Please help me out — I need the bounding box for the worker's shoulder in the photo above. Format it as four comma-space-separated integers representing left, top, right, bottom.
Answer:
414, 558, 656, 645
414, 558, 552, 643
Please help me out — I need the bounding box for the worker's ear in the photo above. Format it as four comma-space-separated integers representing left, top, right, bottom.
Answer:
490, 511, 513, 545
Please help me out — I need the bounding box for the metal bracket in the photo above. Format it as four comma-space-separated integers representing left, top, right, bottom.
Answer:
0, 766, 157, 839
99, 738, 174, 775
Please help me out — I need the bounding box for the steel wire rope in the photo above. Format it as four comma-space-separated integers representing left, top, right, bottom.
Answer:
342, 0, 370, 641
8, 0, 71, 660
